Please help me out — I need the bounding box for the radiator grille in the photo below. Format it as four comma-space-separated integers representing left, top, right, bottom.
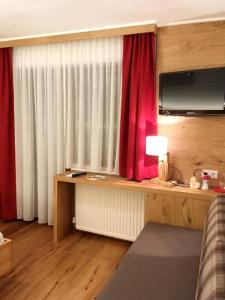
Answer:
75, 184, 145, 241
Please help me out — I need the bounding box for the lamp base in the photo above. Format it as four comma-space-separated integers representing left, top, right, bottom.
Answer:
158, 154, 169, 182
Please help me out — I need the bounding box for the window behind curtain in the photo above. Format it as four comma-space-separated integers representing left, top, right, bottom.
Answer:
13, 37, 123, 224
72, 62, 122, 172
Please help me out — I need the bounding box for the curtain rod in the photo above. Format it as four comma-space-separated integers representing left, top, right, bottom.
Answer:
0, 24, 157, 48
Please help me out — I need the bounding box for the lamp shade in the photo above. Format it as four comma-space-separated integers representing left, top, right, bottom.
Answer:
146, 136, 168, 156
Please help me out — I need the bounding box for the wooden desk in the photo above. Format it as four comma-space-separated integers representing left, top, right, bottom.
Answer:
54, 173, 220, 243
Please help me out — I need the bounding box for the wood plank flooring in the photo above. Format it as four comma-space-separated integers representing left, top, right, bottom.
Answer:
0, 221, 130, 300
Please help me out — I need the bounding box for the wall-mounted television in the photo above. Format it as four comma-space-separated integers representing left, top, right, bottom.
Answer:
159, 67, 225, 116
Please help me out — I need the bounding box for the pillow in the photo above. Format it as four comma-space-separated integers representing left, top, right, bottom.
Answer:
196, 241, 225, 300
196, 197, 225, 300
204, 196, 225, 244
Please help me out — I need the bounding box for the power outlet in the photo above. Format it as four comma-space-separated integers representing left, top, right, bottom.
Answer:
202, 169, 218, 179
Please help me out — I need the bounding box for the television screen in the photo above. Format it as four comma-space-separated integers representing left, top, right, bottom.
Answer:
159, 67, 225, 116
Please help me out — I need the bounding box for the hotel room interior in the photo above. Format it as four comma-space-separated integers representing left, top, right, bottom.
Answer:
0, 0, 225, 299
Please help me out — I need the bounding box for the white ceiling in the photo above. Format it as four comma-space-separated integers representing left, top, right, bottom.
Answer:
1, 0, 225, 40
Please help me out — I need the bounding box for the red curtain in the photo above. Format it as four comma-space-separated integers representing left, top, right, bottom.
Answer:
119, 33, 158, 181
0, 48, 17, 220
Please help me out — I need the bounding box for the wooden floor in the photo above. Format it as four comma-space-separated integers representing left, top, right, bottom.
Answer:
0, 221, 130, 300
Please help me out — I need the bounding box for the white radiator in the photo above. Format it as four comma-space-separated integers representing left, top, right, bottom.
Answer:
75, 184, 145, 241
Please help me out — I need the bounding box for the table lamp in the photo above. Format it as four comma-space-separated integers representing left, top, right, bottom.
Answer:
146, 136, 169, 182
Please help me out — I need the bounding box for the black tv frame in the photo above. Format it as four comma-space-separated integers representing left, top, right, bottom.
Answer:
159, 67, 225, 116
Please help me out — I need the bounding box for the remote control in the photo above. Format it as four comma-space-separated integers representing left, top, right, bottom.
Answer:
66, 171, 87, 178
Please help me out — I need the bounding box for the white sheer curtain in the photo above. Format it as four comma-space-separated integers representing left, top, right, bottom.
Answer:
13, 37, 123, 224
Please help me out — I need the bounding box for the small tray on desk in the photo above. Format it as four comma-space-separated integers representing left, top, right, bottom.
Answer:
86, 175, 105, 180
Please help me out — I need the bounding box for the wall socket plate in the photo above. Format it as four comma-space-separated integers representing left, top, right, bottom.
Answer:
202, 169, 218, 179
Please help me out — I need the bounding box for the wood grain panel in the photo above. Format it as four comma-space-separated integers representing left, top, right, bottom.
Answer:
145, 192, 212, 230
55, 173, 218, 236
0, 239, 13, 277
157, 20, 225, 184
54, 180, 75, 243
0, 221, 129, 299
158, 116, 225, 184
0, 24, 156, 48
157, 21, 225, 73
55, 173, 219, 200
0, 220, 31, 236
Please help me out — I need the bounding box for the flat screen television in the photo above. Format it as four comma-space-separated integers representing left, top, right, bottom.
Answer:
159, 67, 225, 116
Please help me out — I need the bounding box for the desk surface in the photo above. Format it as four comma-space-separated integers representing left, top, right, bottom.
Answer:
54, 172, 222, 242
55, 172, 220, 201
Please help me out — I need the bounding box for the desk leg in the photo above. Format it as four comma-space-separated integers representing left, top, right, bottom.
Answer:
54, 180, 75, 243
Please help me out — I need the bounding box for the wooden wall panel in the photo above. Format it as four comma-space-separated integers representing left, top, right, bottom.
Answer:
158, 116, 225, 184
157, 21, 225, 184
0, 24, 156, 48
145, 192, 213, 230
157, 21, 225, 73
